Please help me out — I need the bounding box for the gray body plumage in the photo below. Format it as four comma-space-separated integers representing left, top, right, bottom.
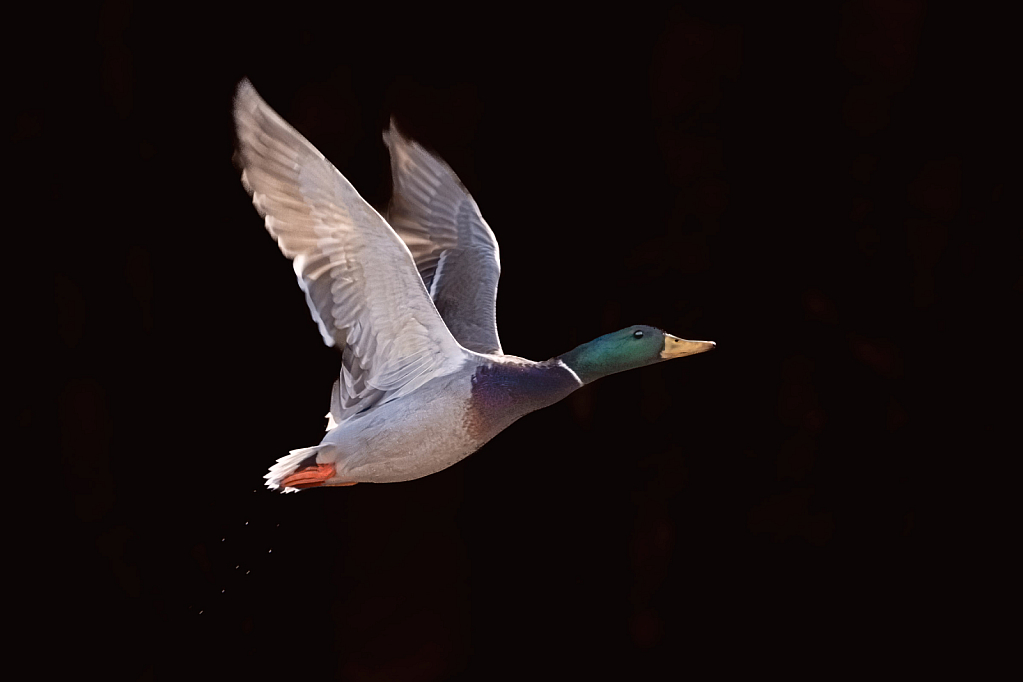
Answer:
314, 356, 580, 484
316, 365, 478, 484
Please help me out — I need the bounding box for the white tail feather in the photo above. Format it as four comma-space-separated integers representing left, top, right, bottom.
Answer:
264, 445, 325, 491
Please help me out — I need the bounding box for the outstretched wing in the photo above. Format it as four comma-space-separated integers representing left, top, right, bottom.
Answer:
383, 121, 503, 355
234, 80, 467, 424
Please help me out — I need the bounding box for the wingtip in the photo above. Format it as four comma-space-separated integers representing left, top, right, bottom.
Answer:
234, 77, 253, 109
235, 76, 254, 98
233, 77, 269, 120
383, 115, 405, 147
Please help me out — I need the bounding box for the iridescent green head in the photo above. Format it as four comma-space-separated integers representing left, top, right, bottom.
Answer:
559, 325, 715, 385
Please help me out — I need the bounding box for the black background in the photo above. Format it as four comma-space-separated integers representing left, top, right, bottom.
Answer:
19, 1, 1013, 679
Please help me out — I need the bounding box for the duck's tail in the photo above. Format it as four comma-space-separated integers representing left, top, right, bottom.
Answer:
264, 446, 328, 493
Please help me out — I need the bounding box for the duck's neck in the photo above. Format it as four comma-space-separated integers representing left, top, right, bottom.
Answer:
558, 343, 615, 385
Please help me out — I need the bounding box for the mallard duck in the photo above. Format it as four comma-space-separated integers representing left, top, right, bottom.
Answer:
233, 79, 715, 491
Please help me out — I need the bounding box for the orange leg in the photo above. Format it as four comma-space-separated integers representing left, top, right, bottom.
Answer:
280, 463, 356, 489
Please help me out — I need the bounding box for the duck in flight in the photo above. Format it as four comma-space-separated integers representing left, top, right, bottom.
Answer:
232, 79, 715, 491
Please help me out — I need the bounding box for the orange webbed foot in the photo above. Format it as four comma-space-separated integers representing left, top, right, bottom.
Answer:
281, 463, 347, 489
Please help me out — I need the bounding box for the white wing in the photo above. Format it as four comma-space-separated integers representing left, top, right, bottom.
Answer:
383, 121, 503, 355
233, 80, 467, 423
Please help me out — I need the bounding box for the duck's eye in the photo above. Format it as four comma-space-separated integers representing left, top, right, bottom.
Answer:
633, 330, 644, 339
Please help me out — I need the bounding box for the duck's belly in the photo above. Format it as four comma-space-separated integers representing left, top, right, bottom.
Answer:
320, 385, 483, 484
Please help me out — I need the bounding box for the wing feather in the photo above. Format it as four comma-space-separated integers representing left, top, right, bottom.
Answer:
383, 121, 503, 355
234, 80, 467, 424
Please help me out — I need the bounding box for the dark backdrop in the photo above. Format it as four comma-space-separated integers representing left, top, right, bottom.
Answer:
20, 2, 1012, 679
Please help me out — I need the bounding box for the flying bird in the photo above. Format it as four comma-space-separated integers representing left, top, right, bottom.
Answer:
232, 79, 715, 491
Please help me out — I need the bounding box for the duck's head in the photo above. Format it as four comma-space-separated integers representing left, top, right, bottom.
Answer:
559, 325, 714, 385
